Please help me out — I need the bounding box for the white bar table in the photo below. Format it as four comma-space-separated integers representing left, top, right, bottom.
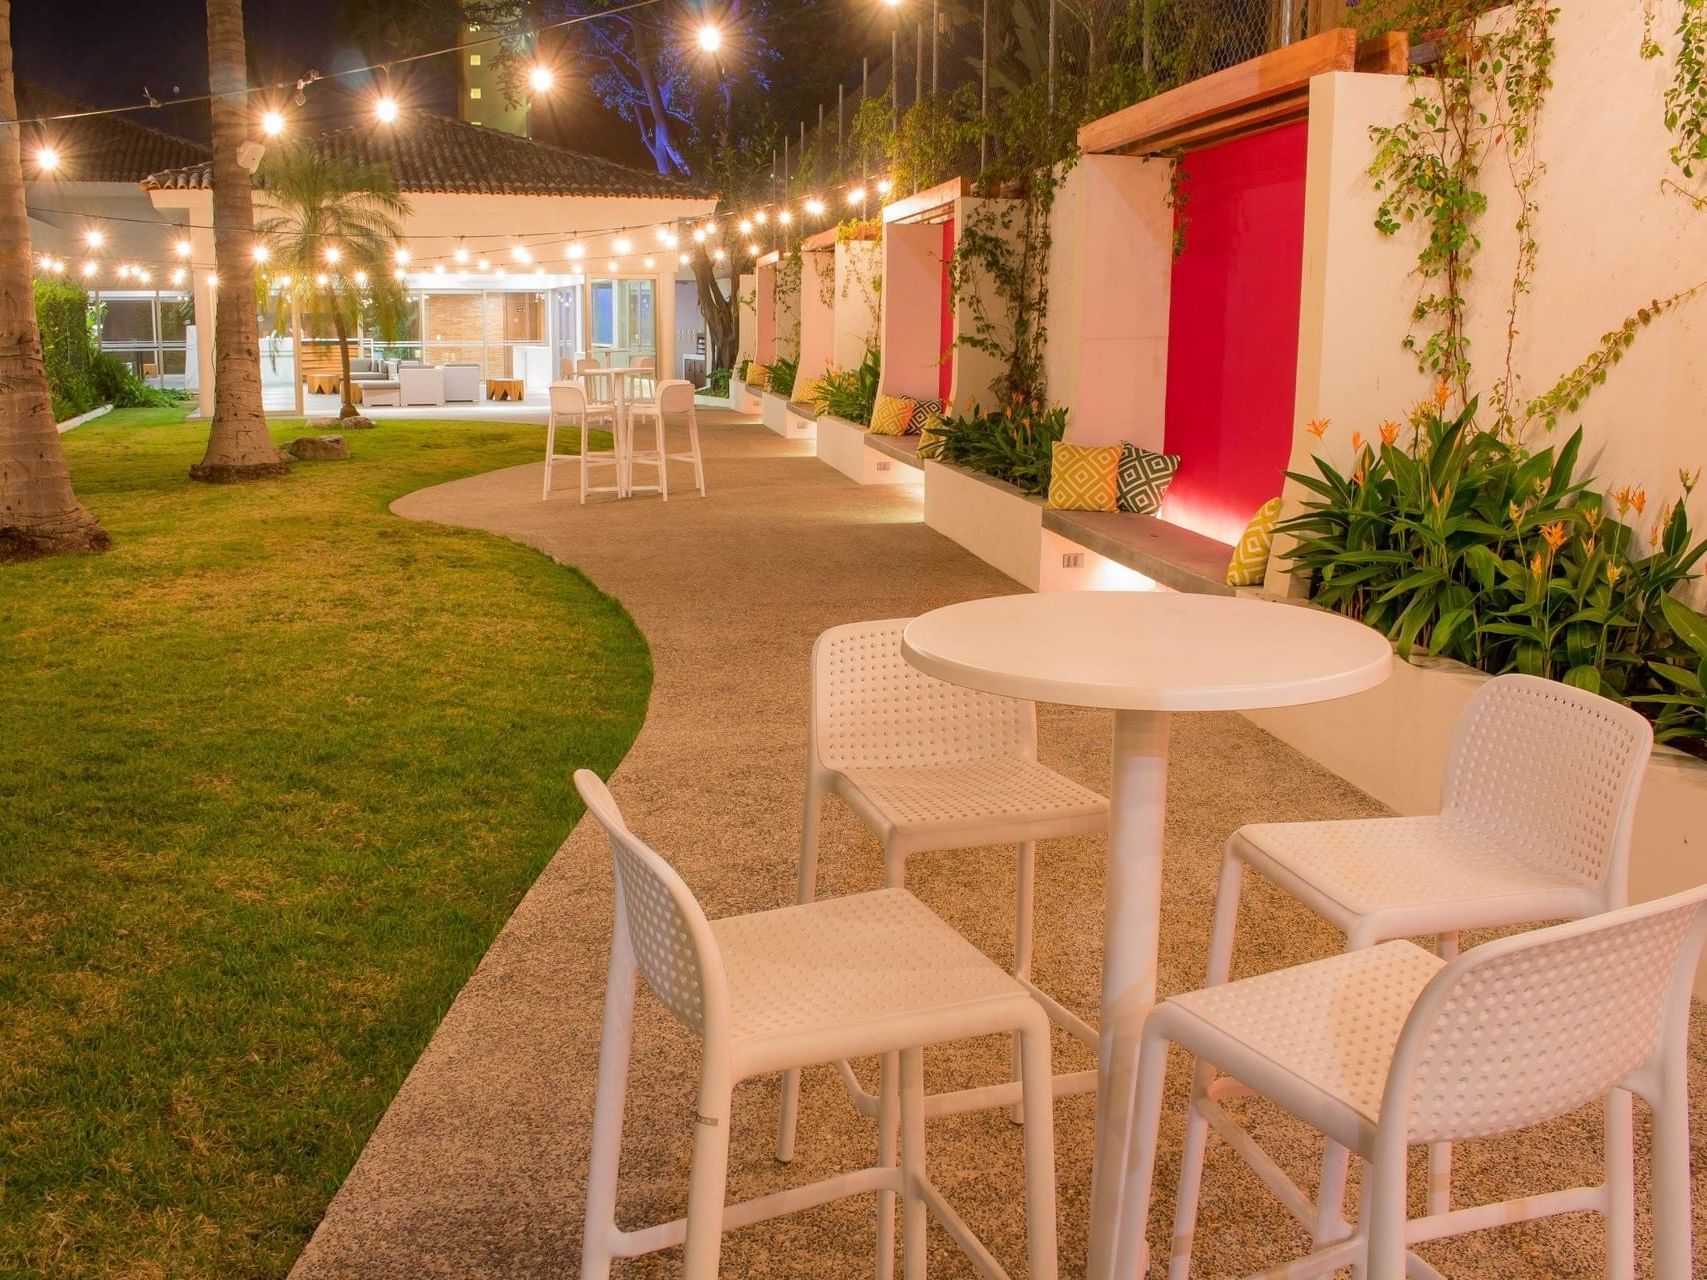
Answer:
901, 592, 1391, 1279
580, 368, 655, 497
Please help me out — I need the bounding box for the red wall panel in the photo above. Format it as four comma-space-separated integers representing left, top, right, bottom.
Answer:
940, 219, 955, 402
1162, 121, 1309, 547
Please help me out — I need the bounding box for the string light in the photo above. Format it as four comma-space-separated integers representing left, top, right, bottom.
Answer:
261, 109, 286, 137
747, 242, 760, 256
567, 242, 585, 260
606, 259, 618, 271
613, 236, 632, 253
206, 273, 219, 287
323, 245, 341, 263
394, 247, 411, 264
374, 95, 400, 124
511, 244, 532, 263
528, 65, 554, 92
453, 243, 470, 264
315, 272, 330, 286
170, 267, 186, 285
35, 146, 59, 172
434, 262, 447, 275
678, 252, 690, 265
737, 218, 752, 234
84, 229, 104, 249
395, 266, 409, 279
712, 247, 725, 260
251, 244, 269, 262
136, 268, 151, 284
754, 210, 768, 225
877, 178, 893, 195
697, 24, 722, 52
175, 239, 192, 258
643, 256, 655, 268
692, 228, 707, 243
779, 209, 793, 225
846, 188, 865, 206
805, 197, 825, 216
81, 261, 97, 278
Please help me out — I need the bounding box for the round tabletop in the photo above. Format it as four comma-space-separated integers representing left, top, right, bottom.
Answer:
901, 592, 1392, 712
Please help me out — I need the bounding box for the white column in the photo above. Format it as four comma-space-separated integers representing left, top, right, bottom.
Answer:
193, 271, 216, 419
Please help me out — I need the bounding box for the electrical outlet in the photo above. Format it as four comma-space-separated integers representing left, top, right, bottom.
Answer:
876, 461, 891, 471
1062, 552, 1085, 569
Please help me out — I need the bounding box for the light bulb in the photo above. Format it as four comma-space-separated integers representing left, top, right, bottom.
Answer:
643, 256, 655, 268
692, 228, 707, 243
261, 109, 285, 137
353, 270, 368, 286
738, 218, 752, 235
136, 269, 151, 284
614, 237, 632, 253
567, 242, 586, 260
805, 197, 825, 216
453, 245, 470, 264
606, 259, 618, 272
175, 239, 192, 258
755, 210, 768, 224
697, 24, 722, 52
434, 263, 447, 275
747, 243, 760, 256
477, 258, 490, 271
323, 245, 341, 263
511, 244, 531, 263
678, 252, 690, 265
528, 65, 554, 92
84, 229, 104, 249
394, 266, 408, 279
207, 273, 219, 287
170, 267, 186, 285
846, 188, 865, 205
394, 247, 411, 264
712, 247, 725, 261
316, 272, 330, 286
374, 96, 399, 124
278, 274, 292, 286
251, 244, 269, 262
82, 261, 97, 278
654, 226, 670, 243
35, 146, 59, 172
779, 209, 793, 225
117, 264, 132, 279
877, 178, 893, 194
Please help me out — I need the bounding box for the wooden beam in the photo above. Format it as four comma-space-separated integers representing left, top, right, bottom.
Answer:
1356, 32, 1410, 74
800, 227, 840, 252
1131, 89, 1311, 155
881, 176, 968, 225
1078, 28, 1358, 156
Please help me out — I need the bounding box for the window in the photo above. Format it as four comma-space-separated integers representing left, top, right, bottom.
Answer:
591, 281, 615, 347
469, 53, 482, 66
469, 87, 482, 100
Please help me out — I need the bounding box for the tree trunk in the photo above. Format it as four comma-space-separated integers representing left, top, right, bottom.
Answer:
690, 250, 738, 372
0, 0, 108, 559
192, 0, 287, 482
330, 293, 358, 420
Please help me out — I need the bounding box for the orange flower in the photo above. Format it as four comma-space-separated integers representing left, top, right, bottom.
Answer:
1304, 418, 1329, 439
1606, 562, 1624, 585
1379, 420, 1400, 446
1352, 461, 1367, 486
1433, 380, 1452, 409
1350, 430, 1365, 452
1650, 523, 1664, 549
1632, 488, 1648, 515
1683, 467, 1701, 494
1529, 551, 1546, 577
1611, 485, 1633, 516
1539, 521, 1567, 551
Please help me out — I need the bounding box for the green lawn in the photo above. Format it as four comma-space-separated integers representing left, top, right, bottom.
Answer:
0, 410, 651, 1278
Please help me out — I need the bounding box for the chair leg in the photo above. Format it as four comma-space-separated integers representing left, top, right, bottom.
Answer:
1166, 1060, 1215, 1280
1204, 847, 1244, 987
656, 414, 669, 501
876, 1052, 900, 1280
777, 770, 827, 1163
1019, 1022, 1060, 1280
544, 419, 556, 499
1009, 839, 1037, 1124
900, 1047, 927, 1280
1605, 1088, 1635, 1280
1112, 1022, 1170, 1280
1426, 931, 1459, 1218
1313, 1141, 1354, 1246
579, 421, 590, 504
1650, 1059, 1693, 1280
581, 921, 639, 1280
681, 1081, 734, 1280
1362, 1148, 1408, 1280
691, 414, 706, 495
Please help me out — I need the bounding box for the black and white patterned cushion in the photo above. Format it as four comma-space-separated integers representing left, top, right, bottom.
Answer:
1117, 442, 1181, 515
905, 398, 947, 435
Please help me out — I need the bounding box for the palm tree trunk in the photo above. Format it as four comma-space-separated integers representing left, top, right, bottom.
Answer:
191, 0, 287, 482
0, 0, 108, 559
330, 292, 357, 420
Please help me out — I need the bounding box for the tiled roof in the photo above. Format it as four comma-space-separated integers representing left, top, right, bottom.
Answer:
143, 111, 714, 201
19, 84, 208, 184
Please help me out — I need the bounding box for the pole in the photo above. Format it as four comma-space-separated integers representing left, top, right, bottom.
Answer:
1048, 0, 1057, 114
837, 84, 844, 178
291, 293, 304, 416
931, 0, 939, 97
980, 0, 989, 172
891, 28, 899, 131
915, 22, 923, 107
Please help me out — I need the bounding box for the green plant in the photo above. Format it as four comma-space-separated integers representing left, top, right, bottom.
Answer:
1636, 593, 1707, 745
34, 277, 100, 421
917, 399, 1068, 496
1663, 0, 1707, 178
767, 353, 799, 396
814, 346, 882, 425
1283, 399, 1707, 753
700, 367, 732, 396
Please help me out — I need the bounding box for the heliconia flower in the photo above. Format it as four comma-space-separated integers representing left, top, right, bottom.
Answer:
1683, 468, 1701, 493
1632, 488, 1648, 515
1433, 380, 1452, 409
1651, 521, 1665, 549
1606, 562, 1623, 585
1612, 486, 1633, 516
1350, 431, 1365, 452
1379, 420, 1400, 445
1539, 521, 1567, 550
1304, 419, 1329, 439
1352, 462, 1367, 485
1530, 551, 1546, 577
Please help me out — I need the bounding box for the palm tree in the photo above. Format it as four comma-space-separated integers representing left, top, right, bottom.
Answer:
255, 149, 411, 422
192, 0, 288, 483
0, 0, 108, 559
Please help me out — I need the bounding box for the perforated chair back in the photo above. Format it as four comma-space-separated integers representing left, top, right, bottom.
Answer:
576, 770, 726, 1038
1440, 674, 1652, 899
550, 382, 587, 418
578, 356, 605, 373
810, 619, 1033, 774
634, 355, 656, 370
1390, 885, 1707, 1145
657, 379, 695, 414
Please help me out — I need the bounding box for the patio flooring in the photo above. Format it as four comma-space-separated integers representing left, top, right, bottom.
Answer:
289, 410, 1707, 1278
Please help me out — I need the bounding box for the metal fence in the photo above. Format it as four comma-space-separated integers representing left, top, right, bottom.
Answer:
765, 0, 1338, 198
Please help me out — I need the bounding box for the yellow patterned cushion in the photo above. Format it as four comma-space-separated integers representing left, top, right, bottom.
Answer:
791, 372, 821, 404
1226, 497, 1284, 587
1046, 442, 1120, 512
869, 393, 918, 436
744, 362, 771, 388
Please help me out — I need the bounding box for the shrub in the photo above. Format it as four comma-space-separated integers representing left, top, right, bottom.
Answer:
1283, 395, 1707, 755
917, 399, 1067, 496
814, 346, 881, 426
35, 278, 100, 421
700, 367, 732, 396
767, 353, 799, 396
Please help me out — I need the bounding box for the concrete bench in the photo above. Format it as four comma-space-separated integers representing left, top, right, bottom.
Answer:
864, 433, 924, 470
1041, 508, 1236, 596
759, 389, 814, 439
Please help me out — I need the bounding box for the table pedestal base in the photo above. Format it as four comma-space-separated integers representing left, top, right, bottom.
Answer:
1087, 707, 1170, 1280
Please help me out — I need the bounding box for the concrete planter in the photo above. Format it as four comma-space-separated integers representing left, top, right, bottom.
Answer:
816, 415, 919, 486
759, 390, 813, 439
1246, 650, 1707, 993
922, 459, 1044, 589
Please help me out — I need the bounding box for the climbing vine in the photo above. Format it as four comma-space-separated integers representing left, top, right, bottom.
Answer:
1663, 0, 1707, 178
1367, 0, 1556, 425
1161, 151, 1190, 259
774, 246, 804, 356
836, 218, 883, 349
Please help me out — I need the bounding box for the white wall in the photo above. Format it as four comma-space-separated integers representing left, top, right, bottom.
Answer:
881, 221, 944, 401
832, 239, 882, 370
1047, 155, 1174, 450
797, 249, 835, 380
1274, 0, 1707, 591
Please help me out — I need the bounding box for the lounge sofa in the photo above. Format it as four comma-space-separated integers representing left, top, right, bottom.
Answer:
399, 364, 446, 406
442, 363, 481, 403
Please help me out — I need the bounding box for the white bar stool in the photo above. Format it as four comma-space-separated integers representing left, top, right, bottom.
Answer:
626, 379, 706, 499
1117, 885, 1707, 1280
575, 770, 1059, 1280
544, 382, 618, 503
778, 618, 1109, 1164
1202, 674, 1653, 1240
